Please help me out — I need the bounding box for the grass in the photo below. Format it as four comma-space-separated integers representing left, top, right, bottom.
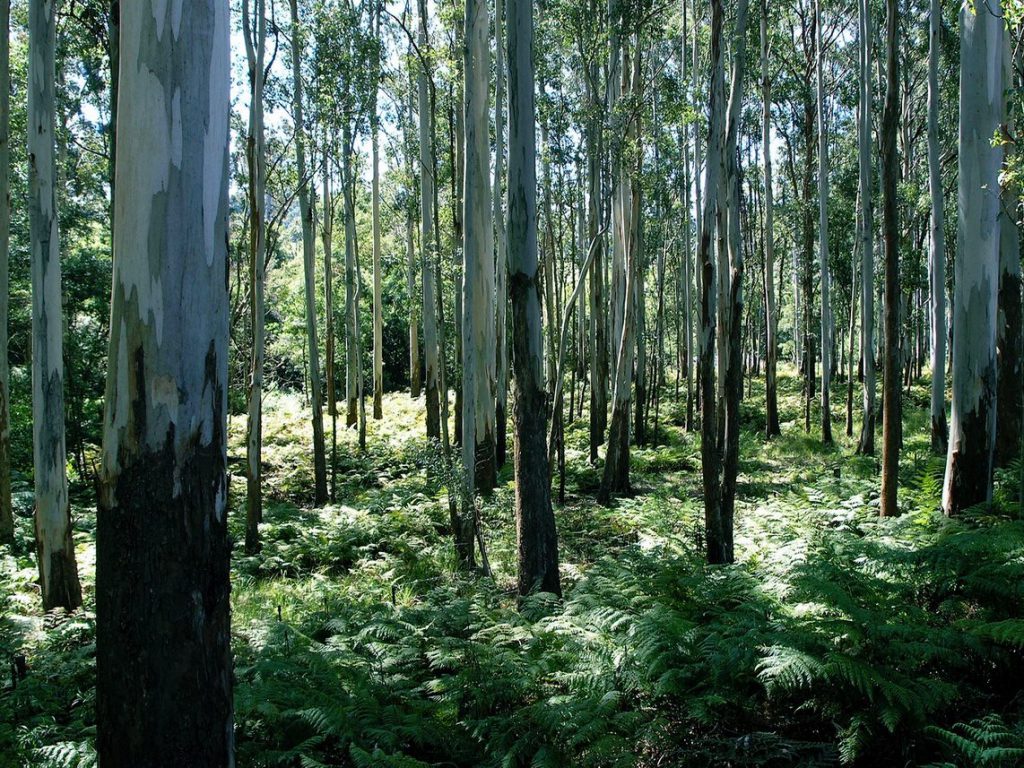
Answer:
1, 368, 1023, 767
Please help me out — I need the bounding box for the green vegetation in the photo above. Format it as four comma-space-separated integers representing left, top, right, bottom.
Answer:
3, 372, 1023, 767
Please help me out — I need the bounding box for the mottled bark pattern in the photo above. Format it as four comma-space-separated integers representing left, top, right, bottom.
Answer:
943, 1, 1003, 514
96, 1, 233, 763
29, 0, 81, 609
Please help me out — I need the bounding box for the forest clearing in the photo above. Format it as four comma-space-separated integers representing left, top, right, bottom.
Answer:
0, 0, 1023, 765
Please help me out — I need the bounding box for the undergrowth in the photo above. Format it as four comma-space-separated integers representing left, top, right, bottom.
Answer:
2, 374, 1023, 767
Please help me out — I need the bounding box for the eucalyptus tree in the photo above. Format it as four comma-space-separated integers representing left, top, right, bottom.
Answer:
243, 0, 269, 554
508, 0, 560, 597
462, 0, 497, 495
879, 0, 901, 517
855, 0, 875, 456
290, 0, 329, 504
494, 0, 508, 468
0, 0, 11, 545
419, 0, 441, 440
29, 0, 82, 609
944, 0, 1004, 513
815, 0, 833, 445
95, 0, 233, 762
996, 29, 1022, 469
372, 0, 384, 421
926, 0, 947, 454
761, 0, 780, 438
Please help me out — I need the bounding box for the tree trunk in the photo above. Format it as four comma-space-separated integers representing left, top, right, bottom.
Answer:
342, 126, 359, 430
0, 0, 11, 546
96, 2, 233, 762
815, 0, 833, 445
586, 55, 607, 464
494, 0, 508, 468
370, 6, 383, 421
699, 0, 726, 563
927, 0, 948, 455
879, 0, 901, 517
599, 35, 642, 504
323, 142, 338, 496
760, 0, 779, 438
462, 0, 497, 506
290, 0, 328, 504
404, 21, 421, 400
508, 0, 560, 597
419, 0, 441, 440
943, 2, 1003, 514
28, 0, 81, 610
717, 0, 750, 563
855, 0, 876, 456
243, 0, 268, 554
996, 33, 1022, 469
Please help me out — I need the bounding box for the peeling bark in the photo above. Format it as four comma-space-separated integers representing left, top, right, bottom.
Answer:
29, 0, 81, 609
96, 1, 233, 762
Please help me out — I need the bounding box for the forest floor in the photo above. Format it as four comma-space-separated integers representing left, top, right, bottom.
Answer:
2, 368, 1024, 767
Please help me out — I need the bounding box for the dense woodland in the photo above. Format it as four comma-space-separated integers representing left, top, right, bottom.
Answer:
1, 0, 1024, 765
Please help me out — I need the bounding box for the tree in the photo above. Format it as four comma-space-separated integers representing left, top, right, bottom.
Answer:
879, 0, 900, 517
855, 0, 875, 456
462, 0, 497, 495
508, 0, 560, 597
494, 0, 509, 469
996, 25, 1022, 469
944, 0, 1004, 513
95, 0, 233, 762
761, 0, 780, 438
0, 0, 11, 546
419, 0, 441, 440
290, 0, 329, 504
243, 0, 269, 554
372, 0, 384, 421
815, 0, 833, 445
926, 0, 947, 455
29, 0, 82, 609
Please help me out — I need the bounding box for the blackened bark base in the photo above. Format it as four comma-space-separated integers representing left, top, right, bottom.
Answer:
598, 403, 631, 504
996, 271, 1022, 467
37, 523, 82, 611
946, 391, 996, 516
496, 402, 507, 468
97, 434, 233, 767
425, 378, 440, 441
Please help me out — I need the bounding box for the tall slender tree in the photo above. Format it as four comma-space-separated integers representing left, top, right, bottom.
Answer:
508, 0, 560, 597
372, 0, 384, 421
290, 0, 329, 504
926, 0, 947, 454
815, 0, 833, 445
419, 0, 441, 440
29, 0, 82, 609
494, 0, 509, 469
879, 0, 901, 517
761, 0, 780, 438
0, 0, 11, 546
243, 0, 269, 554
462, 0, 497, 494
96, 0, 233, 761
855, 0, 876, 455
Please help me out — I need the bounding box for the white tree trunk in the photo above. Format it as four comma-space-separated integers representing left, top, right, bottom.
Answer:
462, 0, 496, 497
28, 0, 81, 610
927, 0, 947, 454
815, 0, 833, 444
943, 1, 1003, 514
372, 2, 383, 421
96, 0, 233, 760
494, 0, 508, 468
761, 0, 779, 437
419, 0, 440, 439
